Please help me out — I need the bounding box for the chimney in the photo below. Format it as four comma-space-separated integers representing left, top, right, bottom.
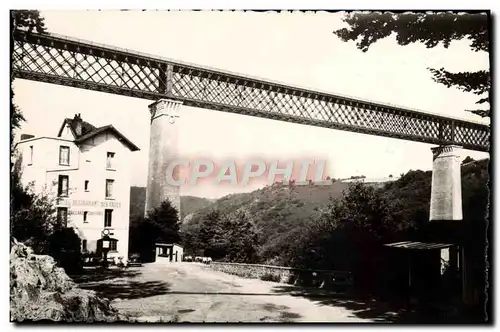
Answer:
20, 134, 35, 140
74, 113, 82, 136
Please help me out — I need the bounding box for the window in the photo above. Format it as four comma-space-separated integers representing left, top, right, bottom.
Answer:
59, 146, 70, 165
57, 207, 68, 226
82, 239, 87, 252
106, 152, 115, 169
109, 240, 117, 251
104, 209, 113, 227
58, 175, 69, 197
105, 179, 114, 198
84, 180, 89, 191
83, 211, 88, 223
28, 146, 33, 165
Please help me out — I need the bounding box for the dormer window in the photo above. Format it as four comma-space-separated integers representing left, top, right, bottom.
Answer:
106, 152, 115, 170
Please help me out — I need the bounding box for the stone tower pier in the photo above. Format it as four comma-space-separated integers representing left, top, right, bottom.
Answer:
430, 145, 463, 221
145, 99, 182, 217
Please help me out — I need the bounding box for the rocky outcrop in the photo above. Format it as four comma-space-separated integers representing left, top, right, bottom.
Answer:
10, 239, 120, 322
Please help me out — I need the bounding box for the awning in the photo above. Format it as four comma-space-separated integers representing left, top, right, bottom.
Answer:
384, 241, 455, 250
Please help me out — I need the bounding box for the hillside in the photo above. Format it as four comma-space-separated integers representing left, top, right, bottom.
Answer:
129, 187, 214, 222
180, 196, 216, 222
181, 181, 352, 262
181, 158, 489, 265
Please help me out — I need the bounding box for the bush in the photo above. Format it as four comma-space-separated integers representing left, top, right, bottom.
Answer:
260, 272, 281, 282
47, 228, 83, 274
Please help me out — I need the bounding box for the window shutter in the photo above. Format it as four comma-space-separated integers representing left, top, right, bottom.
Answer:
58, 176, 62, 195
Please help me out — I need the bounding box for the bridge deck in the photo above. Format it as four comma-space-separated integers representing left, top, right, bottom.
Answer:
11, 30, 489, 152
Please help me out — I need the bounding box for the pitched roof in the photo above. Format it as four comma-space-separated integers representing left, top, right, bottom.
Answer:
75, 125, 140, 151
57, 117, 97, 138
57, 115, 139, 151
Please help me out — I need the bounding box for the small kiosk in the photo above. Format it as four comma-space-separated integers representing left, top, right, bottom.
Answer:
155, 243, 184, 263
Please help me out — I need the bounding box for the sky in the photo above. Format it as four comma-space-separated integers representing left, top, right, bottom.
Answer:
13, 10, 490, 198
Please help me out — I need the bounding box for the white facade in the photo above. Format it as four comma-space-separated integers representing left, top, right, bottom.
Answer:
154, 243, 184, 264
15, 116, 139, 261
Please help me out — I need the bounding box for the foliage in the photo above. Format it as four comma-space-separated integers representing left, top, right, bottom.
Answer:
334, 12, 490, 117
129, 187, 213, 223
10, 158, 83, 273
381, 169, 432, 232
48, 228, 83, 274
284, 182, 407, 276
181, 181, 350, 264
129, 199, 181, 262
11, 10, 47, 34
260, 272, 281, 282
462, 156, 475, 165
461, 159, 490, 308
181, 159, 488, 276
10, 89, 25, 157
285, 160, 488, 295
11, 158, 61, 254
10, 11, 85, 273
180, 196, 215, 222
183, 209, 259, 263
147, 200, 181, 242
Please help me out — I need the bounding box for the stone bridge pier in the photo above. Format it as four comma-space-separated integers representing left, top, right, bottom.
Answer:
429, 145, 475, 305
430, 145, 463, 221
145, 99, 182, 217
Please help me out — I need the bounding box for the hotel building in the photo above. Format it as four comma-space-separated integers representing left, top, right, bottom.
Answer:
15, 114, 139, 261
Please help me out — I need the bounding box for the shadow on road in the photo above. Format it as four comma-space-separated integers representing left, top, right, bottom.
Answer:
270, 285, 477, 323
70, 267, 171, 301
80, 280, 172, 300
69, 267, 141, 284
270, 285, 409, 323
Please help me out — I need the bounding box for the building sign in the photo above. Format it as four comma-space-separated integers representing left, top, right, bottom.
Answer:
69, 210, 103, 216
57, 199, 121, 208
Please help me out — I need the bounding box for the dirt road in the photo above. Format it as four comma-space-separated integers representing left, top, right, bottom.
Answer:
77, 263, 386, 323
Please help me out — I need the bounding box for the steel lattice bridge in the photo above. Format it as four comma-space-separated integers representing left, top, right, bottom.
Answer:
12, 29, 490, 152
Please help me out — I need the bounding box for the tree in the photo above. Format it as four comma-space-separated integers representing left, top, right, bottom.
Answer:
197, 210, 222, 252
10, 158, 62, 254
184, 209, 259, 263
223, 210, 259, 263
48, 228, 83, 274
462, 156, 476, 165
129, 199, 181, 262
147, 200, 181, 243
334, 12, 490, 117
287, 182, 413, 291
11, 10, 47, 33
10, 10, 85, 272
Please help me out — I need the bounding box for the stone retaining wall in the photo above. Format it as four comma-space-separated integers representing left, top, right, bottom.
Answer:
209, 262, 353, 289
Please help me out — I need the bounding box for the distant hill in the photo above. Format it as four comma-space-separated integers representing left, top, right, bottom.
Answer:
181, 196, 215, 222
181, 158, 490, 265
181, 181, 351, 263
129, 186, 214, 222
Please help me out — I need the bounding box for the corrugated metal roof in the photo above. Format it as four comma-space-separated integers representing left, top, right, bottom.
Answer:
384, 241, 454, 250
